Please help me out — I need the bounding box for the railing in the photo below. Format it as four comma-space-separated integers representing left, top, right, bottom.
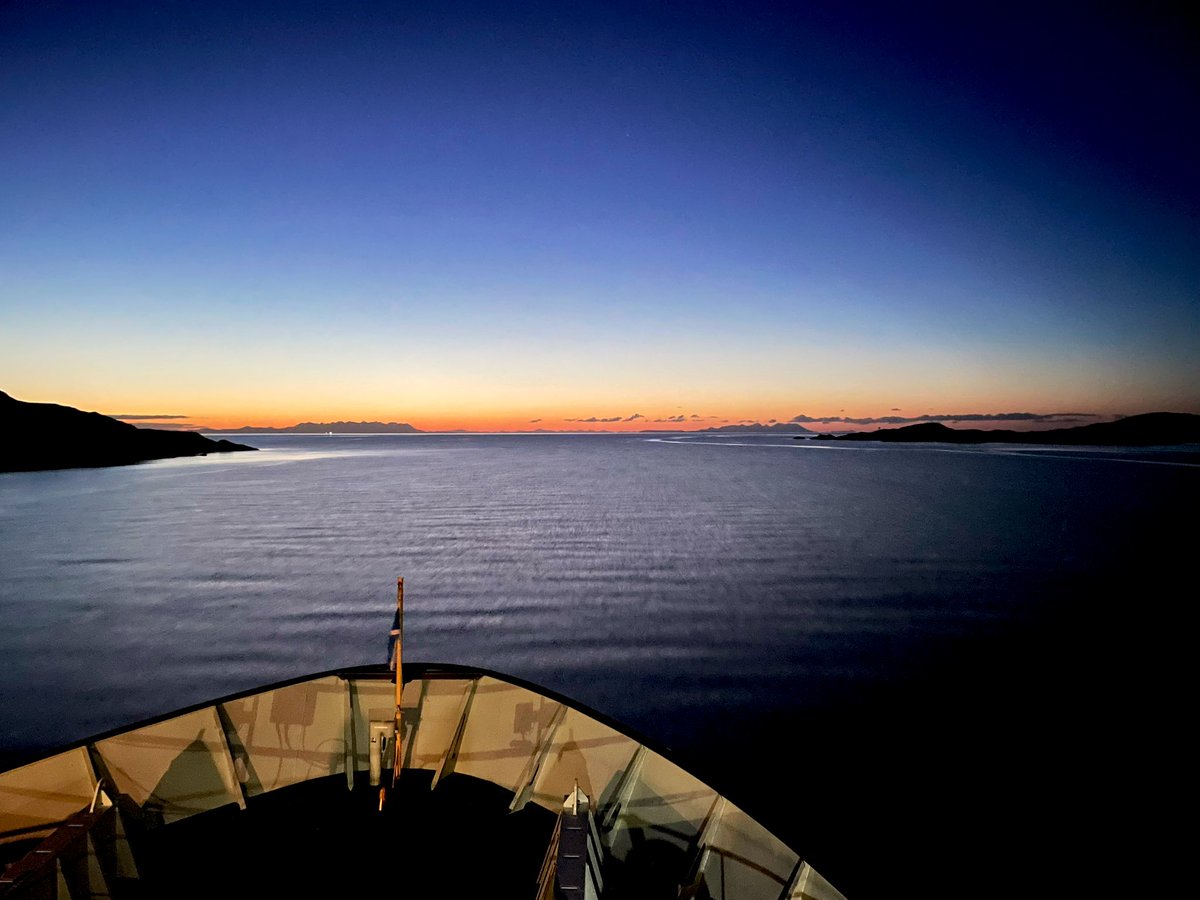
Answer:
0, 787, 139, 899
0, 666, 846, 900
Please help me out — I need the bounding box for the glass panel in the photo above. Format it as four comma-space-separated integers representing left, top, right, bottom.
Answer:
400, 677, 474, 772
220, 676, 348, 795
604, 748, 718, 861
349, 678, 396, 772
0, 748, 97, 844
788, 861, 849, 900
693, 801, 799, 899
93, 707, 242, 822
453, 677, 561, 793
528, 706, 638, 812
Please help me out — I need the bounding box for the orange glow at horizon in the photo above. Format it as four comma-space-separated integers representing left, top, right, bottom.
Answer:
110, 404, 1137, 434
8, 381, 1182, 435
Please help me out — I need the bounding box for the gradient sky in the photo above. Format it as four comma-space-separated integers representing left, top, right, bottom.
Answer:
2, 1, 1196, 431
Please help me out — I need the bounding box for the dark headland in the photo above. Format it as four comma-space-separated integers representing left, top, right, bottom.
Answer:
0, 391, 257, 473
804, 412, 1200, 445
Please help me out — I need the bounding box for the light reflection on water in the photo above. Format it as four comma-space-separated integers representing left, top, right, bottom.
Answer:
0, 433, 1190, 733
0, 432, 1188, 739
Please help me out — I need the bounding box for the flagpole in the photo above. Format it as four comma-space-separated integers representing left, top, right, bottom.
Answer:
392, 576, 404, 785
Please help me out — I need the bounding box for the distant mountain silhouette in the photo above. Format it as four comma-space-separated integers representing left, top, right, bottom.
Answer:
0, 391, 257, 472
808, 413, 1200, 445
696, 422, 814, 434
216, 421, 422, 434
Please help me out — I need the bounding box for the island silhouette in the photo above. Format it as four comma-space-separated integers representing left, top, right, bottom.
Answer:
805, 413, 1200, 445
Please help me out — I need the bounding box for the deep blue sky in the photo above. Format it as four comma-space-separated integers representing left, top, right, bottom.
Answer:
1, 1, 1196, 427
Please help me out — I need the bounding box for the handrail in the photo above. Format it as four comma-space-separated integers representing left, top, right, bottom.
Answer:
0, 802, 110, 896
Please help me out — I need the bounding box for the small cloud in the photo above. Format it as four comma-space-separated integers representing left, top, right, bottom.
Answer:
623, 413, 644, 421
110, 414, 189, 420
653, 415, 688, 423
891, 408, 901, 412
529, 418, 542, 423
690, 414, 700, 419
768, 419, 777, 424
131, 421, 206, 431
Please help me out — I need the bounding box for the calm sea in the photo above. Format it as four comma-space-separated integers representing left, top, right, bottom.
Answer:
1, 434, 1194, 898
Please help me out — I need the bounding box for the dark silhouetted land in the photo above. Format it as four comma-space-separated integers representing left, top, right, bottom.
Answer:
807, 412, 1200, 445
0, 391, 257, 472
695, 422, 814, 434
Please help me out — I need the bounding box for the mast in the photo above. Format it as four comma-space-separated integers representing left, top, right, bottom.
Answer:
377, 577, 405, 809
392, 576, 405, 787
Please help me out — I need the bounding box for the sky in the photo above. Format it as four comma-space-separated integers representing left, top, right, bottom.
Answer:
1, 0, 1196, 432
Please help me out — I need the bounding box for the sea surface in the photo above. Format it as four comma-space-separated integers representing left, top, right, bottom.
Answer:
1, 433, 1195, 898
